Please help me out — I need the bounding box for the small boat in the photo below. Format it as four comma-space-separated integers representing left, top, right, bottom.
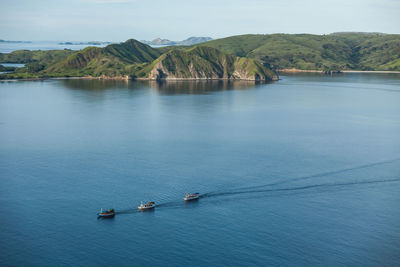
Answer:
97, 208, 115, 218
138, 201, 155, 210
184, 193, 200, 201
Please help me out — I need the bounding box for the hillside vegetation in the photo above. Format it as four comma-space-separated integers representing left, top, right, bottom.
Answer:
1, 33, 398, 80
42, 39, 161, 77
145, 46, 277, 80
0, 39, 276, 81
200, 33, 400, 71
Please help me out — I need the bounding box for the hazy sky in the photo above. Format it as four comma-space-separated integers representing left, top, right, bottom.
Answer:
0, 0, 399, 41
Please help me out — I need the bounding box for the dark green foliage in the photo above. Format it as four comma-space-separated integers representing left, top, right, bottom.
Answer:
26, 62, 45, 72
0, 65, 16, 72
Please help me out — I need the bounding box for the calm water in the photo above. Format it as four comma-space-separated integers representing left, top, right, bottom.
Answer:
0, 41, 165, 54
0, 41, 110, 54
0, 74, 399, 266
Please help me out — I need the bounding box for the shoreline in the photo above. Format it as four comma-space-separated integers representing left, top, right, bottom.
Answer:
2, 70, 399, 82
0, 76, 278, 82
278, 68, 400, 74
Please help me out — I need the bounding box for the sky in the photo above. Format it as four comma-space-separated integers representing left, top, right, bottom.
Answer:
0, 0, 399, 41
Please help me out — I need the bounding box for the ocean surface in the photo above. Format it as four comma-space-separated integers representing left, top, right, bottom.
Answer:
0, 41, 110, 54
0, 41, 167, 54
0, 74, 399, 266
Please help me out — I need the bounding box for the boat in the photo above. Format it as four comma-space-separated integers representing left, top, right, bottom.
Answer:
138, 201, 155, 210
184, 193, 200, 201
97, 208, 115, 218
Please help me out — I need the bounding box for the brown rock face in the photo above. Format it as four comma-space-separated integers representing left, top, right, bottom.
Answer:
146, 47, 278, 81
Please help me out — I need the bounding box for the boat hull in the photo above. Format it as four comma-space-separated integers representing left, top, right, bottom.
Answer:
97, 213, 115, 218
184, 195, 200, 201
138, 202, 155, 210
138, 206, 155, 211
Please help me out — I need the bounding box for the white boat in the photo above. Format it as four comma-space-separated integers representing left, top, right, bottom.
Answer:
138, 201, 155, 210
184, 193, 200, 201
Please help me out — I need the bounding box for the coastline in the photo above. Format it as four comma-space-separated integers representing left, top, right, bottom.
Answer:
2, 69, 400, 82
278, 68, 400, 74
0, 75, 279, 82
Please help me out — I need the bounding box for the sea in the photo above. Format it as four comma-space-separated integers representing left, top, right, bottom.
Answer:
0, 44, 400, 266
0, 41, 110, 54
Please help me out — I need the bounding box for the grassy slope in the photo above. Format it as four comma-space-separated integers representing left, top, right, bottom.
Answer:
0, 49, 76, 78
44, 39, 162, 77
1, 39, 162, 79
160, 46, 235, 78
1, 33, 398, 79
146, 46, 277, 80
0, 49, 75, 64
0, 42, 276, 80
104, 39, 161, 64
201, 33, 400, 71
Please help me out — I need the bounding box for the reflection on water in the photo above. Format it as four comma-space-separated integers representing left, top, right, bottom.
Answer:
60, 78, 273, 95
60, 78, 133, 91
149, 80, 272, 95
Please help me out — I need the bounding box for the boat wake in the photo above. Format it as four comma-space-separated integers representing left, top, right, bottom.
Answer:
113, 158, 400, 215
114, 178, 399, 215
217, 157, 400, 193
202, 177, 400, 198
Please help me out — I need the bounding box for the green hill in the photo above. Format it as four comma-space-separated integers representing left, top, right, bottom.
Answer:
43, 39, 162, 77
200, 33, 400, 71
0, 40, 277, 81
2, 39, 162, 79
144, 46, 277, 80
104, 39, 161, 64
0, 49, 75, 65
1, 33, 398, 80
0, 49, 76, 75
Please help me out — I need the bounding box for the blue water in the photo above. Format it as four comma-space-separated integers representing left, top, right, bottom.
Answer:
0, 41, 110, 54
0, 63, 25, 68
0, 74, 399, 266
0, 41, 166, 54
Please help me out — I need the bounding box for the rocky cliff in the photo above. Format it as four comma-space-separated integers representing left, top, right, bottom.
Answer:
147, 46, 278, 81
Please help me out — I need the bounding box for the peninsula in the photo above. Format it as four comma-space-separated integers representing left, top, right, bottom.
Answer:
0, 32, 399, 80
0, 39, 278, 81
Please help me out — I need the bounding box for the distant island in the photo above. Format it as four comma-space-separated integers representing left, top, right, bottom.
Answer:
0, 39, 32, 43
141, 37, 213, 46
0, 32, 399, 80
58, 41, 112, 45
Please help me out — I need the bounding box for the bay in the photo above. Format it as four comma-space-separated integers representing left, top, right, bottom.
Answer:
0, 74, 399, 266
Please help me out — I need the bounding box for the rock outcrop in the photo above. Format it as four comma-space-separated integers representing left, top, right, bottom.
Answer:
147, 46, 278, 81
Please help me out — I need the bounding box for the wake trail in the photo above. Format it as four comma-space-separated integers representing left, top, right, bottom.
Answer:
203, 178, 400, 198
207, 158, 400, 195
112, 158, 400, 215
114, 178, 400, 214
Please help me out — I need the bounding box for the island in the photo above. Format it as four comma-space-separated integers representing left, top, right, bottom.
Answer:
58, 41, 112, 45
141, 37, 213, 46
0, 39, 278, 81
0, 32, 399, 80
0, 39, 32, 43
